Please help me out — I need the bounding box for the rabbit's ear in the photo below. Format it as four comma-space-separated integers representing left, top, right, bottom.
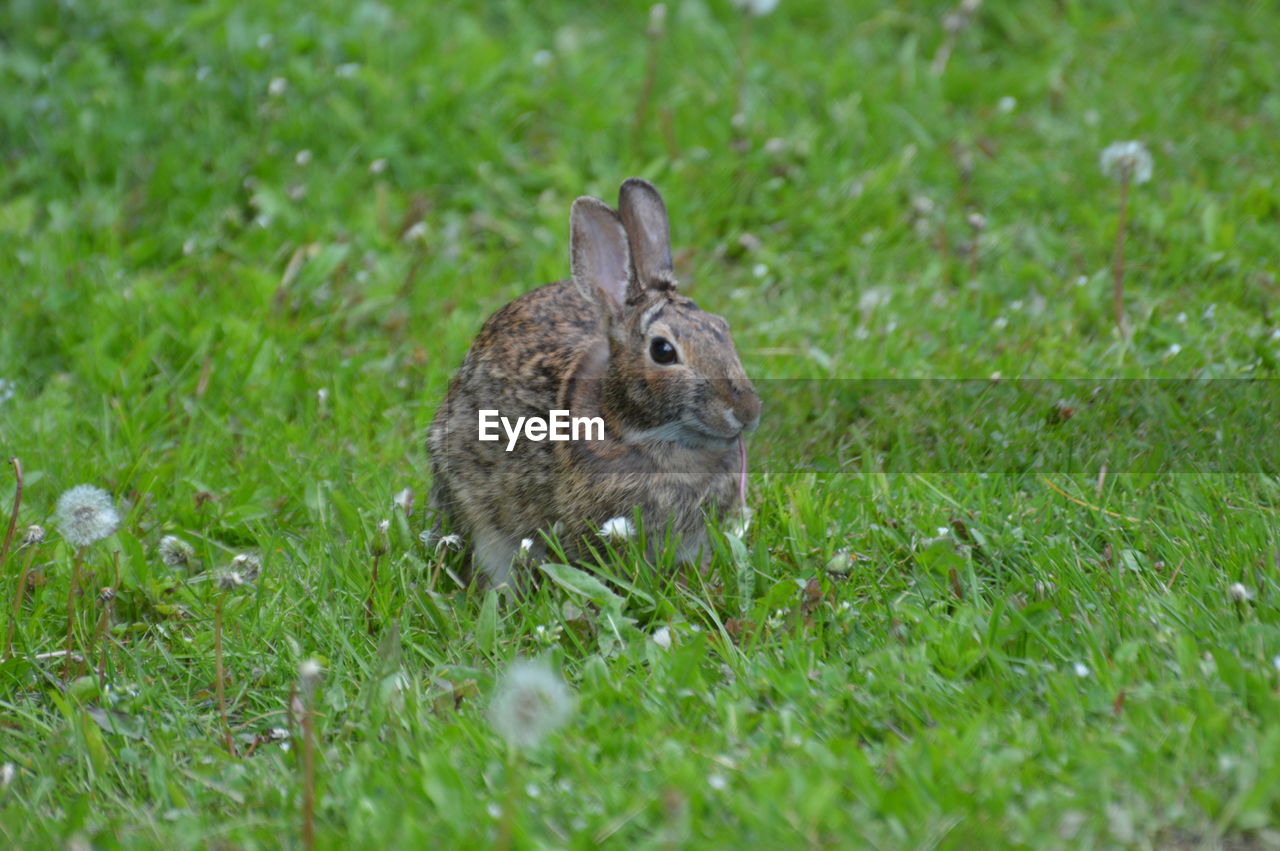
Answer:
570, 196, 630, 316
618, 178, 675, 296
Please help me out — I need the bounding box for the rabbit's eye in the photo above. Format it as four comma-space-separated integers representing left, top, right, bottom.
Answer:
649, 337, 679, 365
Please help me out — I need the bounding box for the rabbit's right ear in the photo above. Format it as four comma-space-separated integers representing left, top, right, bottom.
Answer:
570, 196, 630, 318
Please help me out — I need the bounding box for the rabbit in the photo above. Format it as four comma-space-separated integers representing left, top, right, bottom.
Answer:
427, 178, 760, 589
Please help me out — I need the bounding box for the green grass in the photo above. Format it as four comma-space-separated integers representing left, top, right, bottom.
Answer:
3, 0, 1280, 846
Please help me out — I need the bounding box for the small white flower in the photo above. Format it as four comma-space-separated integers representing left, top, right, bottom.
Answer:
298, 658, 324, 697
1228, 583, 1252, 603
56, 485, 120, 548
267, 77, 288, 97
727, 508, 752, 538
488, 659, 575, 750
393, 487, 414, 514
532, 50, 554, 68
1099, 140, 1153, 185
707, 773, 728, 790
519, 538, 534, 557
652, 626, 672, 650
403, 221, 428, 243
731, 0, 779, 16
1073, 662, 1090, 678
598, 516, 635, 541
294, 149, 312, 166
438, 533, 463, 551
369, 158, 388, 175
997, 95, 1017, 114
158, 535, 195, 568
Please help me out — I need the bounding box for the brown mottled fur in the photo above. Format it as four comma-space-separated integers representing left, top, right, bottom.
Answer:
427, 179, 760, 588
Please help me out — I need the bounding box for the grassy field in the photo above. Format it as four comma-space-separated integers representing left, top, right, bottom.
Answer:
3, 0, 1280, 846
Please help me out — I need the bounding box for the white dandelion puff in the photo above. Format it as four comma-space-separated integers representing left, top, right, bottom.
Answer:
55, 485, 120, 548
731, 0, 779, 16
392, 487, 414, 515
22, 525, 45, 547
598, 516, 635, 541
487, 659, 575, 750
1073, 662, 1090, 678
1228, 582, 1252, 604
1099, 140, 1153, 185
158, 535, 195, 568
230, 553, 262, 582
216, 570, 245, 592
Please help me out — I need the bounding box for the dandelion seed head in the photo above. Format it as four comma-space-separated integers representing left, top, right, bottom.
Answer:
22, 524, 45, 547
216, 570, 245, 591
598, 516, 635, 541
731, 0, 780, 16
1228, 582, 1252, 603
393, 487, 414, 514
488, 659, 575, 750
403, 221, 428, 243
1073, 662, 1090, 678
1099, 140, 1153, 185
647, 4, 667, 35
707, 773, 728, 790
159, 535, 195, 568
437, 533, 463, 553
226, 553, 262, 584
55, 485, 120, 548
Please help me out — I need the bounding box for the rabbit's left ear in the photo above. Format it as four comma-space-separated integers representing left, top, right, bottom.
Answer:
619, 178, 675, 298
570, 196, 630, 319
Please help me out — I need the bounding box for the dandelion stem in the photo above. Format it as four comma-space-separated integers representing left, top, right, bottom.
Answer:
5, 544, 39, 659
64, 546, 84, 683
215, 593, 236, 754
1, 457, 22, 565
632, 7, 665, 157
301, 691, 316, 850
732, 10, 752, 151
495, 750, 521, 851
365, 553, 380, 636
1112, 169, 1131, 334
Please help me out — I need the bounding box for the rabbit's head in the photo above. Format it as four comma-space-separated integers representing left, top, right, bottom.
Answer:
570, 179, 760, 451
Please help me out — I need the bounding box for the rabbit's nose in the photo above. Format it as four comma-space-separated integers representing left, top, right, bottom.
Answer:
733, 383, 761, 432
